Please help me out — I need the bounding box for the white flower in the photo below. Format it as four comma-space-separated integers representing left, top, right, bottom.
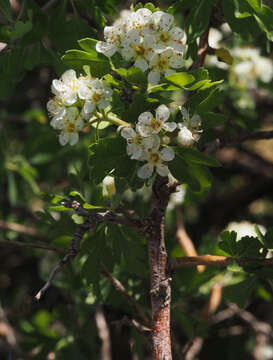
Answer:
231, 47, 273, 88
51, 69, 80, 106
137, 146, 175, 179
208, 28, 223, 49
177, 107, 202, 147
57, 107, 84, 146
47, 97, 66, 129
96, 7, 186, 73
128, 8, 153, 35
78, 78, 113, 119
152, 11, 174, 33
120, 33, 156, 71
121, 127, 160, 160
148, 48, 184, 84
136, 104, 177, 137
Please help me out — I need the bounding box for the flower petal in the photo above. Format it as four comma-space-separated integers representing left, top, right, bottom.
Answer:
75, 117, 84, 130
152, 11, 174, 32
127, 144, 142, 160
162, 121, 177, 132
137, 163, 154, 179
156, 104, 170, 122
169, 53, 184, 69
51, 79, 65, 95
134, 57, 149, 72
59, 132, 69, 146
156, 163, 169, 177
177, 126, 195, 147
121, 127, 136, 139
148, 69, 160, 85
66, 107, 78, 121
169, 27, 184, 41
138, 111, 153, 125
96, 41, 117, 57
160, 147, 175, 161
61, 69, 77, 84
82, 101, 95, 118
69, 132, 79, 146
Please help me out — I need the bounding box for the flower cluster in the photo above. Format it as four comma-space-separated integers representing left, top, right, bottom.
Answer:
231, 47, 273, 89
121, 104, 176, 179
177, 107, 202, 147
47, 69, 113, 145
96, 8, 186, 84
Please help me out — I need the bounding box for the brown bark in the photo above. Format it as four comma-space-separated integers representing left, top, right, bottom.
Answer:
144, 176, 176, 360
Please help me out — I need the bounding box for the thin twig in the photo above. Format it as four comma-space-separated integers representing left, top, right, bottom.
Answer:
0, 239, 69, 254
100, 263, 151, 328
200, 283, 222, 321
176, 208, 205, 273
203, 130, 273, 154
182, 283, 222, 359
191, 27, 210, 70
111, 316, 151, 334
42, 0, 60, 12
95, 306, 112, 360
62, 200, 145, 229
0, 220, 45, 238
35, 220, 94, 300
170, 255, 273, 270
34, 201, 146, 300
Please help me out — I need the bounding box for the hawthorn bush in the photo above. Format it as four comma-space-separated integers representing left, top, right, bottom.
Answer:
1, 0, 273, 359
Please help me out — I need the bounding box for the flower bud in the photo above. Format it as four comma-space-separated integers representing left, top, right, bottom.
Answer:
102, 176, 116, 197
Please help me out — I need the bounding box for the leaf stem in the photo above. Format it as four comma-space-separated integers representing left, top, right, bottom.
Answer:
93, 110, 130, 128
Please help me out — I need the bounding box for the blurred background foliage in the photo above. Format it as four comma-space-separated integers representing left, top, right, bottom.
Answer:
1, 0, 273, 359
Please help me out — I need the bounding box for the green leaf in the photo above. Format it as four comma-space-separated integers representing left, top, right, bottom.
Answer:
78, 37, 98, 53
196, 88, 224, 113
69, 190, 86, 203
114, 67, 147, 88
223, 276, 257, 307
222, 0, 262, 40
237, 236, 262, 257
254, 5, 273, 41
83, 202, 107, 210
48, 205, 70, 212
187, 163, 212, 190
263, 228, 273, 250
173, 146, 221, 167
219, 231, 238, 256
0, 0, 12, 22
245, 0, 261, 13
168, 156, 200, 191
62, 49, 111, 77
165, 72, 195, 88
88, 137, 135, 184
71, 214, 84, 224
185, 0, 213, 43
11, 20, 33, 40
82, 227, 113, 297
202, 112, 227, 129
